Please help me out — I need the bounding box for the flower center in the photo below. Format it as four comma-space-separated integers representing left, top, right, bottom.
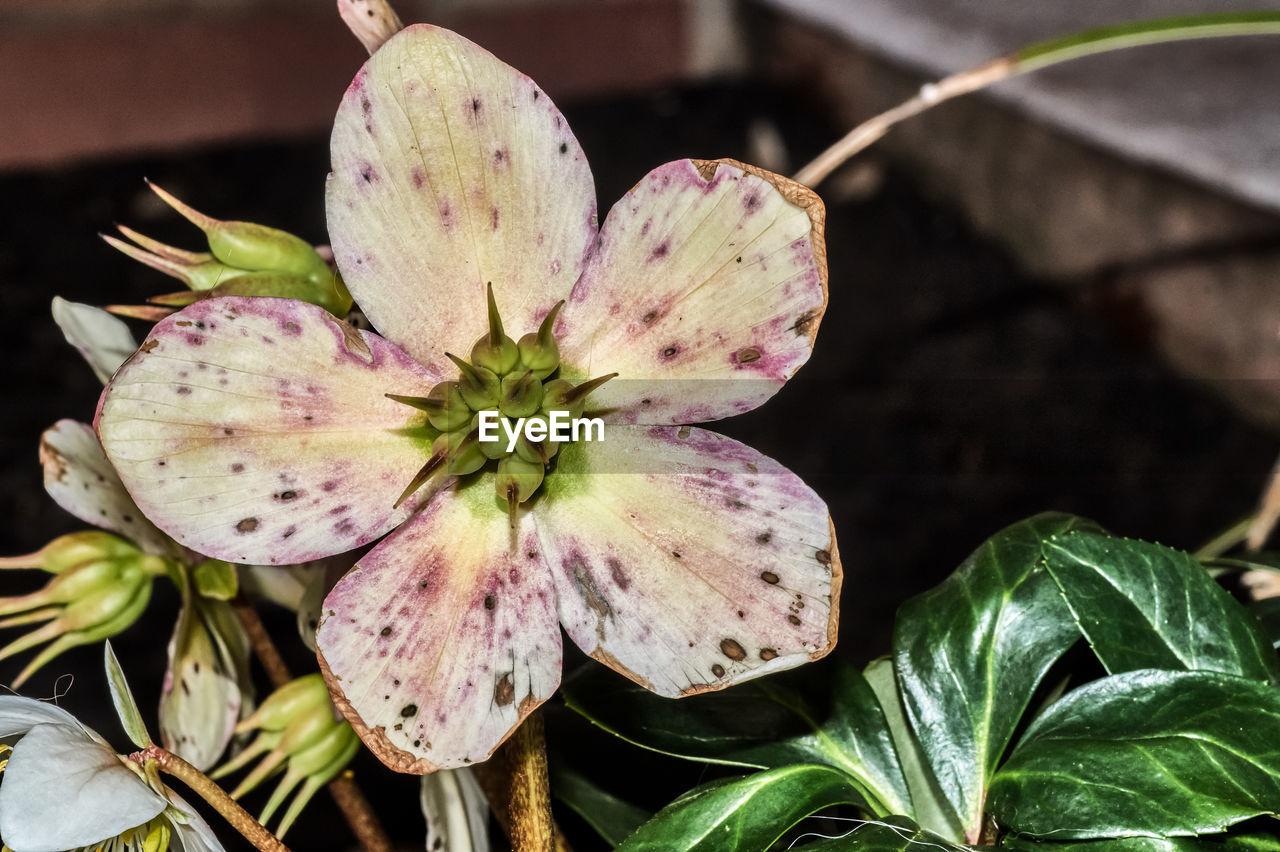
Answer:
389, 285, 614, 519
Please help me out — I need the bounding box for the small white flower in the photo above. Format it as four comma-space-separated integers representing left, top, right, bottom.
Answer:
0, 695, 224, 852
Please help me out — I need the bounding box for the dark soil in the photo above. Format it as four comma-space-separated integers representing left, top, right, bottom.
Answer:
0, 81, 1274, 849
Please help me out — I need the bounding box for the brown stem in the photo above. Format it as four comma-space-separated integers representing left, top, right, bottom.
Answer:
136, 745, 289, 852
231, 598, 292, 688
505, 711, 554, 852
231, 597, 392, 852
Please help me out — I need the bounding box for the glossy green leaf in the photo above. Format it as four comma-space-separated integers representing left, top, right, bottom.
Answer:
550, 758, 651, 847
1044, 531, 1278, 681
862, 658, 963, 840
1000, 829, 1280, 852
104, 641, 151, 749
615, 764, 875, 852
563, 658, 910, 816
893, 513, 1099, 840
988, 669, 1280, 838
789, 815, 968, 852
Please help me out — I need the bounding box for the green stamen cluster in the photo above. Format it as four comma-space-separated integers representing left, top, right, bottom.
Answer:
389, 284, 614, 518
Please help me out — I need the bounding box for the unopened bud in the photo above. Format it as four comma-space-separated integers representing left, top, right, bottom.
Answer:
517, 300, 563, 380
496, 455, 545, 507
470, 283, 520, 375
448, 354, 502, 410
499, 371, 544, 418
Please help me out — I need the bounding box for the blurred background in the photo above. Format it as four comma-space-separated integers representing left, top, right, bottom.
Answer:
2, 0, 1279, 847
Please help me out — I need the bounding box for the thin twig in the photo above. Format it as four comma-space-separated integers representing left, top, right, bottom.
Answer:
231, 597, 392, 852
135, 745, 290, 852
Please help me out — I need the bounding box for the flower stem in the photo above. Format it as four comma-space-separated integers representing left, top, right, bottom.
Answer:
506, 711, 555, 852
230, 597, 392, 852
793, 12, 1280, 188
135, 745, 289, 852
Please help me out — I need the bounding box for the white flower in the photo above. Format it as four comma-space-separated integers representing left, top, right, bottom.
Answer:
0, 696, 224, 852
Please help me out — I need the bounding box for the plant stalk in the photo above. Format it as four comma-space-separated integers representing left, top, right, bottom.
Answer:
135, 745, 289, 852
794, 12, 1280, 188
505, 711, 555, 852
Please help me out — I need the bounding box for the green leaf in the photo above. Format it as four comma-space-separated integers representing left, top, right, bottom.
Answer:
1044, 531, 1278, 682
550, 758, 651, 847
790, 815, 968, 852
562, 658, 911, 816
104, 640, 152, 749
988, 669, 1280, 838
1001, 829, 1280, 852
862, 658, 964, 840
615, 764, 875, 852
192, 558, 238, 601
893, 513, 1099, 840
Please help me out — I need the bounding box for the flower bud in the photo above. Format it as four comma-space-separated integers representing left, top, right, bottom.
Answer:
0, 533, 163, 688
103, 182, 354, 317
496, 455, 545, 507
499, 371, 544, 418
445, 429, 488, 476
213, 673, 357, 838
448, 354, 502, 411
517, 300, 563, 380
470, 283, 520, 375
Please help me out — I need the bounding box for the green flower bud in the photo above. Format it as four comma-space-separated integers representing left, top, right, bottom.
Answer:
425, 381, 473, 432
447, 354, 502, 410
496, 455, 545, 507
446, 429, 488, 476
236, 672, 330, 733
499, 371, 544, 418
478, 416, 513, 461
517, 300, 563, 380
103, 182, 354, 317
0, 541, 157, 688
470, 283, 520, 375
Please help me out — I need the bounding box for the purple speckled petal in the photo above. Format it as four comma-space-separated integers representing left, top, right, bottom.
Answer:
40, 419, 179, 558
557, 158, 828, 425
317, 478, 560, 773
534, 426, 840, 697
96, 297, 442, 566
327, 24, 597, 375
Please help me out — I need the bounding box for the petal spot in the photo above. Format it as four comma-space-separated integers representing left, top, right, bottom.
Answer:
759, 648, 778, 661
494, 673, 515, 707
236, 518, 259, 533
711, 664, 726, 678
736, 347, 761, 364
756, 532, 772, 544
484, 595, 496, 611
380, 626, 392, 637
400, 704, 418, 718
816, 549, 832, 566
760, 571, 780, 585
719, 639, 746, 661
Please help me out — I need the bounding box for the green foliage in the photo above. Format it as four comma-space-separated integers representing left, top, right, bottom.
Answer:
568, 514, 1280, 850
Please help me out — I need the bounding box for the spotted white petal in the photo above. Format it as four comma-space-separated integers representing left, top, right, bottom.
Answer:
534, 426, 840, 696
160, 580, 249, 771
40, 419, 178, 558
557, 159, 827, 424
327, 24, 597, 374
317, 479, 561, 773
0, 722, 166, 851
97, 297, 443, 565
51, 297, 139, 384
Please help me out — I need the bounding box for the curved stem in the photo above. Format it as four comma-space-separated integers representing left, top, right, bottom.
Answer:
135, 746, 289, 852
793, 12, 1280, 188
231, 598, 392, 852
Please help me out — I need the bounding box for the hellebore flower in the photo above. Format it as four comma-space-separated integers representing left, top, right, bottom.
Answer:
97, 24, 841, 772
0, 648, 224, 852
